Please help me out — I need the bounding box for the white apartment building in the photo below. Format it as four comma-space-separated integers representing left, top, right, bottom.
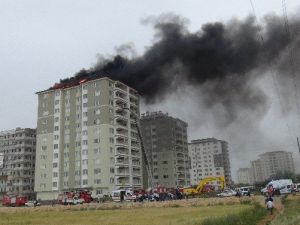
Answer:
189, 138, 232, 186
251, 151, 295, 182
237, 168, 253, 185
35, 77, 142, 200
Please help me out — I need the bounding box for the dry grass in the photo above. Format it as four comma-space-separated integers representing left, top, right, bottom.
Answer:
0, 197, 257, 225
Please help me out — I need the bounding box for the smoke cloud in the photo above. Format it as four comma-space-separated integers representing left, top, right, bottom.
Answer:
57, 13, 300, 126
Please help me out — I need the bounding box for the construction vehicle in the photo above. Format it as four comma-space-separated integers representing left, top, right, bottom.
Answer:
183, 176, 225, 196
58, 189, 92, 205
2, 195, 27, 207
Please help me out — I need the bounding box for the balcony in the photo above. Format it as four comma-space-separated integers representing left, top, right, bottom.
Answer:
116, 177, 130, 186
115, 156, 129, 165
116, 127, 128, 137
177, 167, 185, 172
115, 82, 127, 92
177, 159, 184, 165
131, 140, 139, 148
116, 168, 130, 175
177, 153, 184, 158
131, 152, 141, 158
115, 99, 128, 108
129, 97, 138, 106
114, 89, 127, 100
116, 147, 129, 156
115, 136, 128, 147
115, 107, 128, 117
115, 117, 128, 128
132, 168, 141, 176
132, 159, 141, 167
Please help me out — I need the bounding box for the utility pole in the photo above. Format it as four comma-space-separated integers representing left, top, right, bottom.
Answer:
297, 137, 300, 155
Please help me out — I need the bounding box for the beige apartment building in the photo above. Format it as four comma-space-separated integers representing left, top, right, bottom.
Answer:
189, 138, 232, 186
0, 128, 36, 199
35, 77, 142, 200
251, 151, 295, 182
140, 112, 190, 188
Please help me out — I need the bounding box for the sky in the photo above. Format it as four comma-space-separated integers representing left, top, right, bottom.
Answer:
1, 0, 300, 181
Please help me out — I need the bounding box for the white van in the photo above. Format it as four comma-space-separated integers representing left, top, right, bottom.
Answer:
261, 179, 293, 194
112, 190, 137, 202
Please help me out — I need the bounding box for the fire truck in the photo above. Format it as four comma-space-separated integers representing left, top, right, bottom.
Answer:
58, 190, 92, 205
2, 195, 27, 207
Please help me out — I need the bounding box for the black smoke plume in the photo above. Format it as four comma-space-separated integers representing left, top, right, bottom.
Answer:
56, 13, 300, 125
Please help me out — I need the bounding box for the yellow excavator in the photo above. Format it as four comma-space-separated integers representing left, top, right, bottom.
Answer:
183, 176, 225, 196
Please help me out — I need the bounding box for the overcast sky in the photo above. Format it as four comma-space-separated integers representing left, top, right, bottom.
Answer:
1, 0, 300, 180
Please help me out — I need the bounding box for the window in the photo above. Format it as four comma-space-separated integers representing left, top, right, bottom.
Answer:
94, 148, 101, 154
95, 109, 100, 115
82, 179, 88, 185
94, 179, 101, 184
53, 172, 58, 178
54, 126, 59, 131
53, 163, 58, 168
94, 138, 100, 143
83, 94, 88, 99
54, 153, 59, 159
83, 140, 88, 145
95, 91, 100, 96
52, 182, 57, 187
82, 150, 88, 155
94, 168, 101, 174
82, 169, 88, 175
55, 100, 59, 105
54, 135, 59, 140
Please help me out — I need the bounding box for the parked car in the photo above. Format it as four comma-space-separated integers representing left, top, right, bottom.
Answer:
217, 189, 237, 197
25, 200, 41, 207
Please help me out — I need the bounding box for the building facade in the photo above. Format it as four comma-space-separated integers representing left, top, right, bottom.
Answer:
140, 111, 190, 188
34, 77, 142, 200
251, 151, 295, 182
237, 168, 253, 185
188, 138, 232, 186
0, 128, 36, 199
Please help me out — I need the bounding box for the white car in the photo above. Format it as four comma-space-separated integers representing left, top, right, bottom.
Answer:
217, 189, 237, 197
25, 200, 41, 207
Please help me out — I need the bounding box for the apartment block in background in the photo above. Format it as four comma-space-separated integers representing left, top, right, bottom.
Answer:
251, 150, 295, 183
189, 138, 232, 186
0, 128, 36, 199
140, 111, 190, 189
237, 168, 253, 185
35, 77, 142, 200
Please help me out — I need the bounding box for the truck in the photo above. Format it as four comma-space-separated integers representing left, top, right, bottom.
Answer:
2, 195, 27, 207
58, 190, 92, 205
183, 176, 225, 196
261, 179, 293, 195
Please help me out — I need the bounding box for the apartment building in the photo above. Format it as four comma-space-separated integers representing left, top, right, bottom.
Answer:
237, 168, 253, 185
35, 77, 142, 200
251, 151, 295, 182
189, 138, 232, 186
0, 128, 36, 199
140, 111, 190, 188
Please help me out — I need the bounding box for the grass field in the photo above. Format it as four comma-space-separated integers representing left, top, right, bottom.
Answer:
0, 198, 257, 225
269, 195, 300, 225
